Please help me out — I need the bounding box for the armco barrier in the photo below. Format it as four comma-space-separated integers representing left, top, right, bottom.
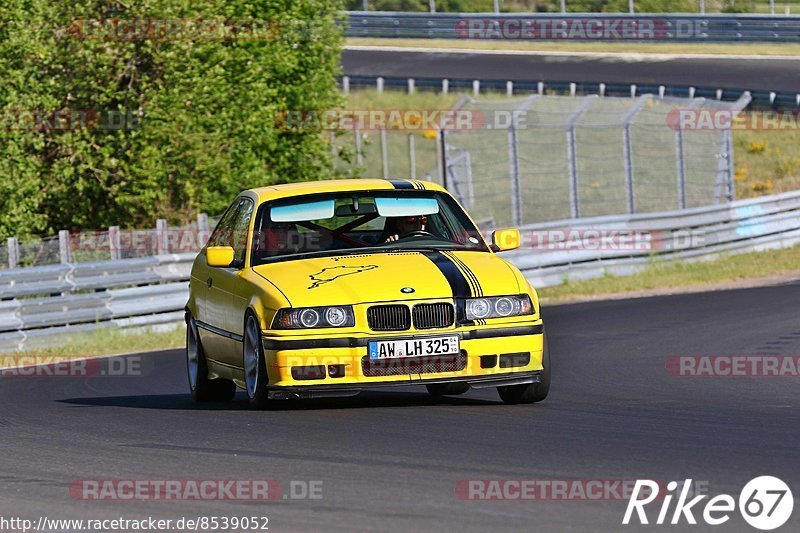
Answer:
343, 12, 800, 43
1, 190, 799, 352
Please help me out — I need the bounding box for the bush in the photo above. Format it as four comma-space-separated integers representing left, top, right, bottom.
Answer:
0, 0, 344, 238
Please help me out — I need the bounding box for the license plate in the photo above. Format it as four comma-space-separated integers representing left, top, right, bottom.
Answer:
368, 335, 460, 360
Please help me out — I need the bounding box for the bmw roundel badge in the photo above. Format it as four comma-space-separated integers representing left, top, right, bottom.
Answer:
401, 287, 415, 294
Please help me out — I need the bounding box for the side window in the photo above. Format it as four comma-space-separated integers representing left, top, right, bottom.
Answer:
231, 198, 254, 265
206, 197, 254, 267
207, 200, 241, 248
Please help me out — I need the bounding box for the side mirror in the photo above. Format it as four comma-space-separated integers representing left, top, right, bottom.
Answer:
206, 246, 235, 267
491, 229, 521, 252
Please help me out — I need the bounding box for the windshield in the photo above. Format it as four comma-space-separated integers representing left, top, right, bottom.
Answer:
250, 190, 488, 265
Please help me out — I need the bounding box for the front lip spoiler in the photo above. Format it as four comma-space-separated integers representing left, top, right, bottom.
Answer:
266, 371, 541, 400
263, 324, 543, 351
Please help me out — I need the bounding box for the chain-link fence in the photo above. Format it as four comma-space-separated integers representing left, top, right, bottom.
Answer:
333, 91, 750, 228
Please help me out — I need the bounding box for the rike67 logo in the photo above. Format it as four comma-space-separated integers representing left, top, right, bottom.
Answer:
623, 476, 793, 530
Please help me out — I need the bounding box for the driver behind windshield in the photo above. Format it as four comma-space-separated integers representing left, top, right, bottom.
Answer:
382, 215, 428, 243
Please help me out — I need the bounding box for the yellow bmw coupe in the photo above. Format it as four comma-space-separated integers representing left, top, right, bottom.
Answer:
185, 179, 549, 408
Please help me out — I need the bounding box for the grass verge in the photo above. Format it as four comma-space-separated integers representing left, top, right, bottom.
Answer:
347, 38, 800, 57
538, 244, 800, 304
0, 326, 185, 364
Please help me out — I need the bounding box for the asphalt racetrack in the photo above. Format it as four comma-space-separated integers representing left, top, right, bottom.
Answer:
342, 47, 800, 93
1, 283, 799, 532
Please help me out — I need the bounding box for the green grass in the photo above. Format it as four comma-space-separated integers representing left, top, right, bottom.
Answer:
334, 91, 462, 178
347, 38, 800, 57
0, 325, 185, 363
733, 124, 800, 198
538, 243, 800, 303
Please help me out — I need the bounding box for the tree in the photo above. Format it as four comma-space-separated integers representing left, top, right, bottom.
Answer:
0, 0, 344, 237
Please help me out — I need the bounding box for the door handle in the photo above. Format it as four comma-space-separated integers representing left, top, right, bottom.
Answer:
207, 277, 213, 288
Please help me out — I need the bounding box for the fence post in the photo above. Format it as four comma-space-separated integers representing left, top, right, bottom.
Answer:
376, 77, 384, 93
342, 75, 350, 96
675, 127, 687, 210
407, 78, 415, 94
109, 226, 121, 260
354, 125, 363, 166
507, 123, 522, 227
674, 97, 705, 210
493, 0, 500, 13
380, 127, 389, 179
429, 0, 435, 13
725, 129, 735, 201
409, 133, 417, 180
437, 129, 447, 187
472, 80, 480, 96
7, 237, 19, 269
442, 79, 449, 94
156, 219, 168, 255
506, 81, 513, 96
621, 95, 652, 214
565, 95, 598, 219
59, 230, 72, 264
197, 213, 210, 248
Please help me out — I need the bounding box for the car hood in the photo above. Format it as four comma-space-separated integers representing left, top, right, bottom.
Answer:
252, 250, 521, 307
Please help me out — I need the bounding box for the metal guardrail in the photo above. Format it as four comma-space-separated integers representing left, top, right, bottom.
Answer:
1, 190, 799, 352
344, 12, 800, 43
342, 75, 799, 111
504, 189, 800, 287
0, 254, 194, 352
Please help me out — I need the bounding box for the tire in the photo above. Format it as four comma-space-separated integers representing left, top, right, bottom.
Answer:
426, 382, 470, 396
497, 331, 550, 405
186, 314, 236, 402
243, 312, 271, 409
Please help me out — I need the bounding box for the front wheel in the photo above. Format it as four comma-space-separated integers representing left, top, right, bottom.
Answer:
243, 312, 271, 409
186, 314, 236, 402
497, 332, 550, 405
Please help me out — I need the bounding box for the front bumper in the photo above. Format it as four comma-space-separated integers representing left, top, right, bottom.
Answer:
266, 371, 541, 399
262, 322, 544, 395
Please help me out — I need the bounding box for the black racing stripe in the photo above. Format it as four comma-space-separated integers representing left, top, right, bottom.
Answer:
420, 251, 472, 299
442, 251, 479, 299
444, 251, 483, 297
388, 179, 414, 190
417, 181, 426, 190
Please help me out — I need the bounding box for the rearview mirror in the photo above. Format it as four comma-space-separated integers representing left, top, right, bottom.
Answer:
491, 229, 521, 252
207, 246, 235, 267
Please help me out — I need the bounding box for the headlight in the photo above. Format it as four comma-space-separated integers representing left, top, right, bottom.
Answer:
464, 295, 534, 320
273, 306, 355, 329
